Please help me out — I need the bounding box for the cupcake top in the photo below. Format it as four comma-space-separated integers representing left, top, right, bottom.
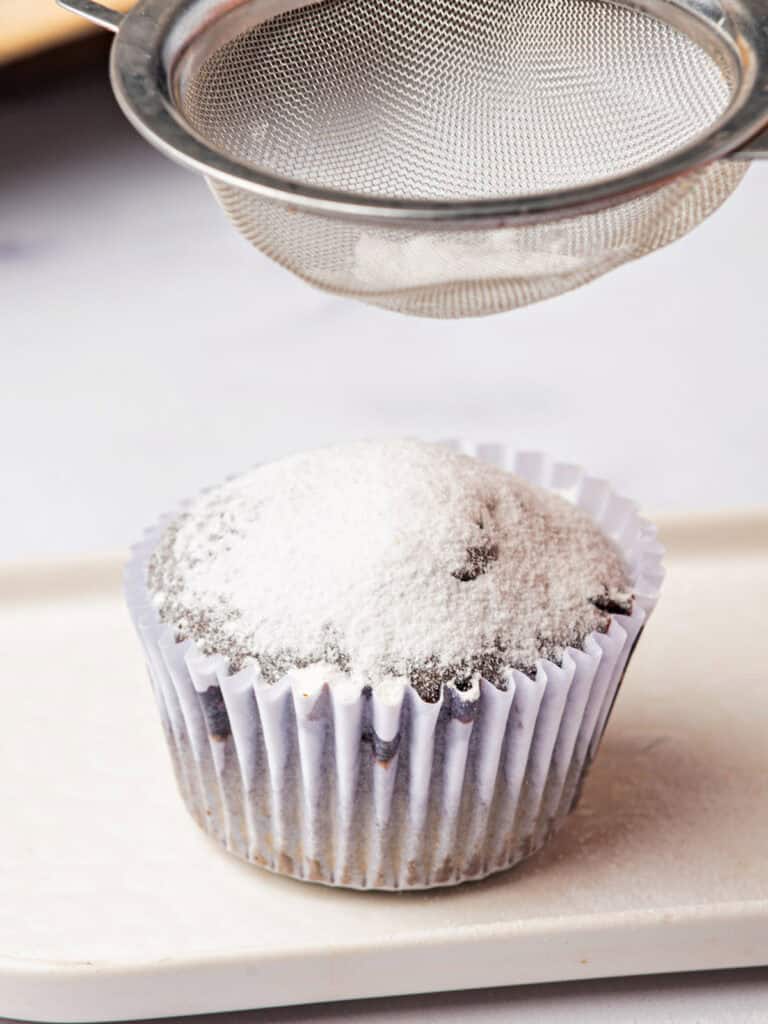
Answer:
148, 440, 632, 701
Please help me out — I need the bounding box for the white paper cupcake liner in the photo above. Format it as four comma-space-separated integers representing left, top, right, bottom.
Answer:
124, 443, 664, 890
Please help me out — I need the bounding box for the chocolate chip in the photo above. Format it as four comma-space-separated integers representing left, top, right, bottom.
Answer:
589, 590, 633, 616
198, 685, 231, 740
452, 541, 499, 582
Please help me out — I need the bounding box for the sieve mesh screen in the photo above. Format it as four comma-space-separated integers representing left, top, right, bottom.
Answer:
180, 0, 735, 198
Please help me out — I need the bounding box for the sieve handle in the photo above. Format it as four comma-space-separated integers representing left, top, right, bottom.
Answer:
56, 0, 123, 32
731, 125, 768, 160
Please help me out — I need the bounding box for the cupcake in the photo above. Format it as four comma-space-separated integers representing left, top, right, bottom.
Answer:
125, 440, 663, 889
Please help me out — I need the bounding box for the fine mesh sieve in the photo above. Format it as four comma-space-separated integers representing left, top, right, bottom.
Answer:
61, 0, 768, 317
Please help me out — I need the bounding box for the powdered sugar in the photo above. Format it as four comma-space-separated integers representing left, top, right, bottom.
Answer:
148, 440, 632, 700
353, 230, 585, 291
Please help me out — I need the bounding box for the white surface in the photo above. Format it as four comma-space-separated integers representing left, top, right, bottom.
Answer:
1, 517, 767, 1021
15, 969, 761, 1024
1, 69, 768, 563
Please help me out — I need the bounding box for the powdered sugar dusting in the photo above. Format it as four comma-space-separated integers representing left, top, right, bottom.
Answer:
148, 440, 632, 701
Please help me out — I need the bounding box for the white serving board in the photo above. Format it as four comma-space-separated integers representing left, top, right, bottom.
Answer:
1, 515, 767, 1022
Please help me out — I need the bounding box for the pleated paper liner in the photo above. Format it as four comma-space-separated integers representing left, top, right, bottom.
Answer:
125, 444, 664, 890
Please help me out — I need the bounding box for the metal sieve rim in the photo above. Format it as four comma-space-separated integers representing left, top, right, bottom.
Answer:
67, 0, 768, 225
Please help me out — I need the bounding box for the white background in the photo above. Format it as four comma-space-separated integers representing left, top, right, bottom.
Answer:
2, 53, 767, 1021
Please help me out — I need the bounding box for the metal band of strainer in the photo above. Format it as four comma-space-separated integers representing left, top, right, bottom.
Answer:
60, 0, 768, 227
